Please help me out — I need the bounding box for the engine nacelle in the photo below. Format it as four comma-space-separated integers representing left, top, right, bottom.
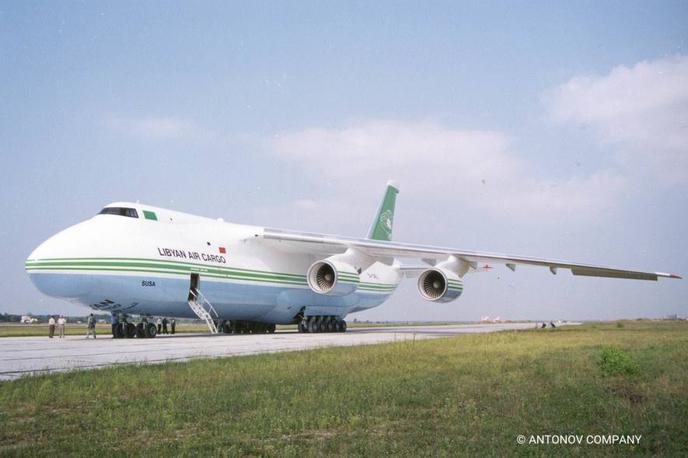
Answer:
307, 259, 360, 296
417, 268, 463, 303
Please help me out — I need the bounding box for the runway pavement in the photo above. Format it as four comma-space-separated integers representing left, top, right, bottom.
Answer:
0, 322, 578, 380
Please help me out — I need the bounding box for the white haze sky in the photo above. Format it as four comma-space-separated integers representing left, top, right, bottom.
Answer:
1, 1, 686, 321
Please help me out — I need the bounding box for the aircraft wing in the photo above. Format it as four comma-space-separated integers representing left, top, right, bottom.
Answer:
260, 228, 681, 281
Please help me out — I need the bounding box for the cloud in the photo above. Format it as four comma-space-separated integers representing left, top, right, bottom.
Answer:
545, 55, 688, 183
106, 115, 215, 143
267, 120, 626, 221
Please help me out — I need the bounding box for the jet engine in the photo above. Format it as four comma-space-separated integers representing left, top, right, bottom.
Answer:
417, 268, 463, 303
307, 259, 360, 296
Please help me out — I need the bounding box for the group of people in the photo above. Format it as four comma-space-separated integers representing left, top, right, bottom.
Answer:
48, 314, 97, 338
47, 315, 67, 338
155, 317, 176, 334
535, 322, 557, 329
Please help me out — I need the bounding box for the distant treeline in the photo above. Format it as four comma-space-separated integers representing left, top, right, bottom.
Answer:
0, 313, 22, 322
0, 313, 206, 324
0, 313, 113, 323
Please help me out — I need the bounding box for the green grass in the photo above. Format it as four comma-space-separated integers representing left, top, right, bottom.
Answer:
1, 320, 686, 456
598, 347, 640, 376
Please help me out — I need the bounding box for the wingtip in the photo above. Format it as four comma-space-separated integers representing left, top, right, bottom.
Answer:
660, 272, 683, 279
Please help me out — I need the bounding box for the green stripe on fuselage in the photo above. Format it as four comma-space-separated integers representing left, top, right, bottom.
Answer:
25, 257, 305, 280
26, 257, 398, 291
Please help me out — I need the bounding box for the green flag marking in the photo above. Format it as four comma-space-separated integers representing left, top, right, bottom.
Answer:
143, 210, 158, 221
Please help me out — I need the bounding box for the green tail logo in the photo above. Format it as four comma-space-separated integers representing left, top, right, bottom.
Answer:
368, 181, 399, 241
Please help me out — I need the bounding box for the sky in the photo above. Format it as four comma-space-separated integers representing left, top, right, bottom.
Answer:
1, 1, 686, 321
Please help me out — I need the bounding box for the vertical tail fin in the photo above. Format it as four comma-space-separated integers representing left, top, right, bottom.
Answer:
367, 180, 399, 241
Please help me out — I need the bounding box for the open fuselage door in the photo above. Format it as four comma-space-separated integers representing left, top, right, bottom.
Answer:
187, 273, 219, 334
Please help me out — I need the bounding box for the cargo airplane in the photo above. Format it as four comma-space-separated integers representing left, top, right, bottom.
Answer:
26, 181, 680, 338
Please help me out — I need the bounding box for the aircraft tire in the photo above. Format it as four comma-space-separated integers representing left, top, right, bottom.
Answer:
145, 322, 157, 338
326, 319, 335, 333
307, 319, 317, 333
317, 319, 326, 333
125, 323, 136, 338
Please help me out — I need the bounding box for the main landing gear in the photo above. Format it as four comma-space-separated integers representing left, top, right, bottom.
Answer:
112, 316, 157, 339
298, 316, 347, 333
218, 320, 276, 334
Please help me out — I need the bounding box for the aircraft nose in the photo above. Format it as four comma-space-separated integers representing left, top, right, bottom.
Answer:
26, 238, 52, 265
26, 225, 88, 299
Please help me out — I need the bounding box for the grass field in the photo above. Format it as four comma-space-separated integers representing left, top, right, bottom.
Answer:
1, 320, 686, 456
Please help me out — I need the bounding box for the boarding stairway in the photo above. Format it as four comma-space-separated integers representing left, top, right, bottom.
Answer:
188, 289, 219, 334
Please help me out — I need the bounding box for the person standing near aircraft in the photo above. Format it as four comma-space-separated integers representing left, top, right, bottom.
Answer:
156, 317, 162, 334
171, 319, 176, 335
162, 317, 169, 334
86, 313, 96, 339
48, 316, 55, 338
111, 313, 118, 337
57, 315, 66, 338
120, 315, 129, 337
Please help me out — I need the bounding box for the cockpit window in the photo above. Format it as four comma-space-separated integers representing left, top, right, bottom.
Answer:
99, 207, 139, 218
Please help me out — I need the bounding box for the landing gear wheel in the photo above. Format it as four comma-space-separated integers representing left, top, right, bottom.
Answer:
145, 322, 157, 338
326, 319, 335, 333
136, 323, 146, 338
335, 320, 343, 332
307, 319, 317, 333
317, 319, 327, 333
125, 323, 136, 338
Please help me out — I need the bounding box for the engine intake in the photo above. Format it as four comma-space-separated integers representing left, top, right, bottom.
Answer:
307, 259, 360, 296
417, 268, 463, 303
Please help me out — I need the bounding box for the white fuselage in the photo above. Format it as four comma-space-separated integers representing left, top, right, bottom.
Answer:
26, 203, 400, 324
